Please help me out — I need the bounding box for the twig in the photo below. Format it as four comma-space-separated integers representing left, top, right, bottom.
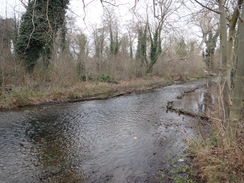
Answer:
25, 0, 37, 52
192, 0, 220, 14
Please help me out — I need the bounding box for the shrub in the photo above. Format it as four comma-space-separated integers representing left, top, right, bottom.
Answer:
96, 74, 118, 84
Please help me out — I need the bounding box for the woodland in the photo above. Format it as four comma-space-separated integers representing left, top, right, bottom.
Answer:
0, 0, 243, 182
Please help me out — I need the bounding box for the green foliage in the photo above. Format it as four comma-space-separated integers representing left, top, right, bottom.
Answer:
15, 0, 69, 71
80, 74, 93, 81
96, 74, 118, 84
150, 26, 162, 64
162, 164, 197, 183
147, 23, 162, 73
109, 25, 120, 55
135, 21, 163, 73
136, 24, 148, 66
94, 28, 105, 58
77, 33, 87, 55
209, 136, 218, 147
203, 30, 219, 71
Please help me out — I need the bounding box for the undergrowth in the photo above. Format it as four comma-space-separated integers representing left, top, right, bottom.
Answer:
0, 77, 168, 109
189, 84, 244, 183
96, 74, 118, 84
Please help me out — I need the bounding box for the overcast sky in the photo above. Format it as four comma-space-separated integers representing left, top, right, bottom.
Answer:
0, 0, 202, 41
0, 0, 100, 24
0, 0, 133, 33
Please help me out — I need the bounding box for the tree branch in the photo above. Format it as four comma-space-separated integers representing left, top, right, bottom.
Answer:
193, 0, 220, 14
19, 0, 28, 9
25, 0, 36, 52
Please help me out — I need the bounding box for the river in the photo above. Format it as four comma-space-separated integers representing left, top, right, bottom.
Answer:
0, 79, 212, 183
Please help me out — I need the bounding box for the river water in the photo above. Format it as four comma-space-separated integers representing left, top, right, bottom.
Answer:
0, 79, 211, 183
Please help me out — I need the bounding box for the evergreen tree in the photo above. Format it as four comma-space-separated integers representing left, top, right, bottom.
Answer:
147, 22, 163, 73
136, 24, 148, 66
109, 22, 120, 55
15, 0, 69, 71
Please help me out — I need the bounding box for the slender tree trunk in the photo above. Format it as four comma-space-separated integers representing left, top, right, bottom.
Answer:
227, 0, 244, 62
219, 0, 228, 74
227, 0, 244, 92
217, 0, 233, 132
230, 3, 244, 127
204, 30, 219, 72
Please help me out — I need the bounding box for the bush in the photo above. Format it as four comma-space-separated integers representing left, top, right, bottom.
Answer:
96, 74, 118, 84
80, 74, 93, 81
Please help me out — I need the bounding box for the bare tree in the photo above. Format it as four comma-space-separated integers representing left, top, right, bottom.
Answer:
0, 18, 15, 54
193, 0, 244, 136
92, 25, 106, 71
193, 10, 219, 72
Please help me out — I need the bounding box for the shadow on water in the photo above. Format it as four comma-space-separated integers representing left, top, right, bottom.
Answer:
26, 113, 87, 182
0, 78, 214, 183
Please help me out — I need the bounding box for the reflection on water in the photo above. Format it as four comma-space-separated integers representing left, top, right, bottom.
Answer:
173, 88, 213, 115
0, 79, 212, 183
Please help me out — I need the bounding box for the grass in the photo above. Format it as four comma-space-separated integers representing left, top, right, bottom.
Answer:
189, 134, 244, 183
0, 76, 170, 109
0, 51, 204, 110
188, 85, 244, 183
188, 77, 201, 81
0, 82, 110, 109
159, 158, 200, 183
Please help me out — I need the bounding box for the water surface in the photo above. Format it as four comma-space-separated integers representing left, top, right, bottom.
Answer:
0, 79, 211, 183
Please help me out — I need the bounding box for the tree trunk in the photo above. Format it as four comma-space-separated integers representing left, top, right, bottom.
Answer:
227, 0, 243, 62
219, 0, 228, 73
227, 0, 244, 92
218, 0, 231, 123
230, 3, 244, 126
204, 30, 219, 72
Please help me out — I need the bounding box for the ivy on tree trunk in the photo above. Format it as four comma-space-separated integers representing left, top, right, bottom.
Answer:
15, 0, 69, 71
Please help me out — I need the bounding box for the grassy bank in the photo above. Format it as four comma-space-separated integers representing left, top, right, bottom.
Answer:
0, 76, 174, 110
0, 51, 204, 110
189, 85, 244, 183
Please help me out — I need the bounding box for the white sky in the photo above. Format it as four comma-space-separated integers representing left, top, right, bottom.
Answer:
0, 0, 23, 18
0, 0, 202, 42
0, 0, 102, 25
0, 0, 133, 33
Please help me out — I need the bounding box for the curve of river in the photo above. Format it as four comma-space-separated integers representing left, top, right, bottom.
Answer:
0, 79, 213, 183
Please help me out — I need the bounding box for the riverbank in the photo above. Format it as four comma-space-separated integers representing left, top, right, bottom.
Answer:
187, 83, 244, 183
0, 76, 187, 110
0, 76, 207, 183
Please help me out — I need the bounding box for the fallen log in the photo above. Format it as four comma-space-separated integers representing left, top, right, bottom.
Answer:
166, 101, 209, 120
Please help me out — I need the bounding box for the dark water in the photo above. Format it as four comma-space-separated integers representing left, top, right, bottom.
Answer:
0, 79, 211, 183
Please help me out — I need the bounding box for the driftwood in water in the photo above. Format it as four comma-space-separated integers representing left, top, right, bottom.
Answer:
166, 101, 209, 120
176, 87, 200, 99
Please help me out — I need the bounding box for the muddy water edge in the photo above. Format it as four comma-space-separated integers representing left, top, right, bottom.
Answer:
0, 78, 214, 183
